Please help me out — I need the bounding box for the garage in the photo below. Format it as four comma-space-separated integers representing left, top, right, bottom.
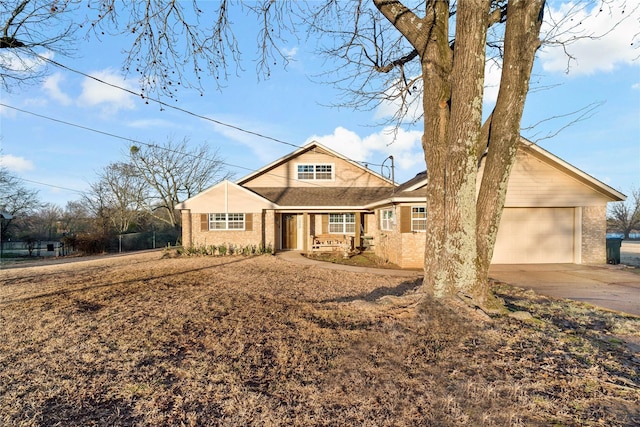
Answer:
492, 207, 575, 264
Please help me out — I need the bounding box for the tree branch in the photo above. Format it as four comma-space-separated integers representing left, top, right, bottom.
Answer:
374, 48, 418, 73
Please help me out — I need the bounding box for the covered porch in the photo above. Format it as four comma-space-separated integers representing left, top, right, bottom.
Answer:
276, 211, 373, 254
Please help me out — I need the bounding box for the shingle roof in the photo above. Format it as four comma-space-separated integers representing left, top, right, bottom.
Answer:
394, 171, 427, 192
246, 187, 396, 207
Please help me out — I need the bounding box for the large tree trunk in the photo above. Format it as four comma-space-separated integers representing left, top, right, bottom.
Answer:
431, 0, 489, 301
417, 1, 452, 295
475, 0, 545, 291
375, 0, 545, 309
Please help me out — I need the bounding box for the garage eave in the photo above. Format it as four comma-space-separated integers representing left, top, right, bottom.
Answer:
522, 140, 626, 202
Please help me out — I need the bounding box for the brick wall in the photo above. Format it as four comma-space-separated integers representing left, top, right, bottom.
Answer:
372, 207, 426, 269
188, 212, 272, 250
181, 210, 192, 247
581, 205, 606, 264
399, 233, 426, 269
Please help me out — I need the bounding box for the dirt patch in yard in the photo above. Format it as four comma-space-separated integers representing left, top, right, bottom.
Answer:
1, 251, 639, 426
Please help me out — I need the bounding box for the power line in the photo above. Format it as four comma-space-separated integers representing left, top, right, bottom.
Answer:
0, 103, 357, 193
0, 102, 256, 172
39, 54, 302, 150
2, 56, 397, 198
36, 54, 390, 169
17, 177, 86, 195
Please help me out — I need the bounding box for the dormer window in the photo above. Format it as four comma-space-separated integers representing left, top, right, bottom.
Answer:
297, 164, 333, 180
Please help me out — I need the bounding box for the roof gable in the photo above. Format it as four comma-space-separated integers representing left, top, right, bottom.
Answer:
519, 141, 625, 201
237, 141, 394, 188
175, 180, 277, 211
371, 138, 624, 206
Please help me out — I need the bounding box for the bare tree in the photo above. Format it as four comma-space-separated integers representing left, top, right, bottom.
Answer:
0, 0, 78, 90
128, 137, 233, 230
0, 166, 40, 242
59, 200, 93, 236
608, 187, 640, 239
26, 202, 63, 240
311, 0, 545, 307
85, 162, 148, 235
82, 0, 302, 100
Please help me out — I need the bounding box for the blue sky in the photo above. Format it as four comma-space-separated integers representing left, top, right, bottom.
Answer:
1, 2, 638, 207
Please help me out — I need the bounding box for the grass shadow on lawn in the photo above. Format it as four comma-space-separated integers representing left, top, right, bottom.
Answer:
1, 254, 639, 426
322, 277, 423, 303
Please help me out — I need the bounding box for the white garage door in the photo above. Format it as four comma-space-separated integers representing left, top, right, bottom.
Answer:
492, 208, 575, 264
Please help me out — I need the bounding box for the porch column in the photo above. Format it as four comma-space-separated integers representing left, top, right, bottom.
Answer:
355, 212, 362, 250
263, 209, 276, 253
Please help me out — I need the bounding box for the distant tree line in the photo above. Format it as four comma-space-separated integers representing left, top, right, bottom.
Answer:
607, 187, 640, 239
0, 137, 232, 256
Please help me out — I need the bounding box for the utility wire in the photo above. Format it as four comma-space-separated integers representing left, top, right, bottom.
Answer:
40, 54, 297, 151
0, 103, 256, 174
17, 177, 86, 195
1, 103, 354, 192
36, 53, 391, 169
3, 55, 396, 200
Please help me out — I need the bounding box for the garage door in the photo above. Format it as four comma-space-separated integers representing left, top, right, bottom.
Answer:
492, 208, 575, 264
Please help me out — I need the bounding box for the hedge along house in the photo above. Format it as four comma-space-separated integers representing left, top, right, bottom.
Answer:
177, 140, 625, 268
176, 142, 396, 254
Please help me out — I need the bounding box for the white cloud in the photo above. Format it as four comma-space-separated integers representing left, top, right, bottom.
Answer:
539, 2, 640, 75
126, 118, 175, 129
483, 60, 502, 106
282, 47, 299, 59
77, 69, 136, 114
0, 49, 52, 74
632, 83, 640, 90
305, 126, 424, 180
0, 154, 35, 172
42, 73, 72, 105
22, 97, 48, 108
307, 127, 368, 161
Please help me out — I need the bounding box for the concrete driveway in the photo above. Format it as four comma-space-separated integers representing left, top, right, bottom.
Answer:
489, 264, 640, 316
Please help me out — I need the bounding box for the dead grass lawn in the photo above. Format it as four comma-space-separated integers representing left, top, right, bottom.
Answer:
1, 251, 639, 426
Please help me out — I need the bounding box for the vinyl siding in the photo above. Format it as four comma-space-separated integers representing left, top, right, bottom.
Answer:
503, 151, 612, 207
243, 149, 393, 188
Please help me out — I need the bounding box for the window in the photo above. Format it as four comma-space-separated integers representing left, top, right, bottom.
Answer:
315, 164, 333, 180
209, 213, 245, 230
411, 206, 427, 231
329, 213, 355, 234
297, 164, 314, 180
297, 164, 333, 180
380, 209, 394, 231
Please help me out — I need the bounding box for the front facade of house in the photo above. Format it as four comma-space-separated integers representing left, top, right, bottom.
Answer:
176, 141, 625, 269
177, 143, 395, 256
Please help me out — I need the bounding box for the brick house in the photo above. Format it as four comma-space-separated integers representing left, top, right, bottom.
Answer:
176, 140, 624, 268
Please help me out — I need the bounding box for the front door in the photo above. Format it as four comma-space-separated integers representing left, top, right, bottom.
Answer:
282, 214, 297, 250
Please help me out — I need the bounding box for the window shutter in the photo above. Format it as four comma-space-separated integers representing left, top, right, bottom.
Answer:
200, 214, 209, 231
245, 213, 253, 231
322, 214, 328, 234
400, 207, 411, 233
